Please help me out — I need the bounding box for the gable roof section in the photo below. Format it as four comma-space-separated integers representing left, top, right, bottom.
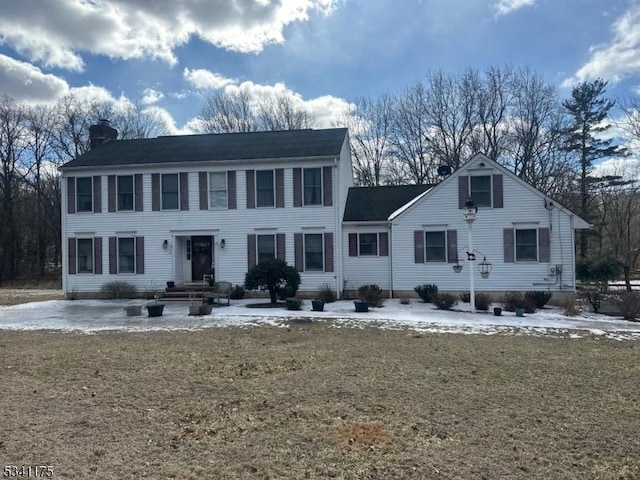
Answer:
61, 128, 348, 169
343, 185, 432, 222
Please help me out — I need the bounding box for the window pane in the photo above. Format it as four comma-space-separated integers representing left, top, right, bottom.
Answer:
305, 234, 324, 271
76, 177, 93, 212
118, 238, 135, 273
77, 238, 93, 273
257, 235, 275, 264
303, 168, 322, 206
256, 170, 274, 207
425, 231, 446, 262
359, 233, 378, 256
162, 174, 179, 210
470, 176, 491, 208
117, 175, 134, 211
516, 229, 537, 261
209, 172, 227, 208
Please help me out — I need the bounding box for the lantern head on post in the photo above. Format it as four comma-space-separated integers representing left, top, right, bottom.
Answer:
463, 198, 478, 224
479, 256, 492, 279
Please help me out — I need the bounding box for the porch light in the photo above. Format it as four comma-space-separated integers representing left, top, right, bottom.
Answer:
479, 257, 492, 279
162, 239, 169, 250
220, 238, 226, 249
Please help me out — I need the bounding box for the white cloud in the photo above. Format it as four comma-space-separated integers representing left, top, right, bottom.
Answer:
563, 4, 640, 86
492, 0, 535, 17
183, 69, 236, 90
143, 106, 194, 136
142, 88, 165, 106
0, 0, 338, 71
0, 54, 69, 103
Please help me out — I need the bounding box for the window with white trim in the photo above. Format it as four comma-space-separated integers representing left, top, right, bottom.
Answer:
257, 235, 276, 264
256, 170, 274, 207
118, 237, 135, 273
209, 172, 227, 208
304, 233, 324, 271
77, 238, 94, 273
303, 168, 322, 206
515, 229, 537, 262
425, 231, 446, 262
117, 175, 134, 211
359, 233, 378, 256
76, 177, 93, 212
470, 175, 491, 207
161, 173, 179, 210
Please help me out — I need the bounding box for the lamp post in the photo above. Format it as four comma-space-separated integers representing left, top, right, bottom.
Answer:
463, 198, 478, 311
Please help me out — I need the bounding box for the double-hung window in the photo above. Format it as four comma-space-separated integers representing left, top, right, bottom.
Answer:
209, 172, 227, 208
257, 235, 276, 264
256, 170, 274, 207
161, 173, 179, 210
425, 231, 447, 262
76, 177, 93, 212
359, 233, 378, 256
469, 176, 491, 207
303, 168, 322, 206
118, 238, 136, 273
77, 238, 94, 273
515, 229, 537, 262
304, 234, 324, 271
117, 175, 134, 211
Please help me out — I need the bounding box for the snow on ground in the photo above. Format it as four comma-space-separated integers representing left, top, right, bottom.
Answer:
1, 297, 639, 340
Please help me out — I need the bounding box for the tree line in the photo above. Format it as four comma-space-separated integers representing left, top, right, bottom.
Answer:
1, 66, 639, 287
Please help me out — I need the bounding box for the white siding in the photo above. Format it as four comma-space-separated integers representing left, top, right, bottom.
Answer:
342, 225, 391, 290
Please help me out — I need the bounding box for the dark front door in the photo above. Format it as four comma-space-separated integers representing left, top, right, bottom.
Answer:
191, 236, 213, 282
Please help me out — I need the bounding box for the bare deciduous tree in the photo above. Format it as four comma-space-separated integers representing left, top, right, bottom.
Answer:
256, 93, 314, 131
197, 89, 257, 134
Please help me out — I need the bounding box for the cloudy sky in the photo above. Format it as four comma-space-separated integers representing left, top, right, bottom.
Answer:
1, 0, 640, 135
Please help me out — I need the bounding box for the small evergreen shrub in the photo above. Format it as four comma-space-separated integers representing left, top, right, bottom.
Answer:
357, 284, 384, 307
614, 292, 640, 321
475, 293, 492, 311
100, 281, 138, 299
525, 291, 553, 309
230, 284, 246, 300
459, 291, 471, 303
316, 283, 337, 303
414, 284, 438, 303
500, 292, 536, 313
434, 292, 457, 310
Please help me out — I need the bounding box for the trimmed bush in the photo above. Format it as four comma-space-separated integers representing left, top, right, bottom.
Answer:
434, 292, 457, 310
357, 284, 384, 307
459, 292, 471, 303
475, 293, 492, 311
245, 259, 300, 304
414, 284, 438, 303
316, 283, 337, 303
525, 291, 553, 309
500, 292, 536, 314
614, 292, 640, 321
230, 284, 246, 300
100, 281, 138, 299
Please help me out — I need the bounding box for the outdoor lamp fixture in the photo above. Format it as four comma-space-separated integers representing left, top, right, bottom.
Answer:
220, 238, 226, 249
479, 257, 492, 279
463, 198, 478, 311
162, 239, 169, 250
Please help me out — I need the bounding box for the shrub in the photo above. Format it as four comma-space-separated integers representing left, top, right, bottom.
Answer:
613, 292, 640, 321
357, 284, 384, 307
459, 291, 470, 303
230, 284, 246, 300
500, 292, 536, 314
580, 290, 602, 313
316, 283, 337, 303
475, 293, 492, 311
414, 284, 438, 303
434, 292, 457, 310
561, 295, 581, 317
100, 281, 138, 299
245, 259, 300, 304
525, 291, 553, 309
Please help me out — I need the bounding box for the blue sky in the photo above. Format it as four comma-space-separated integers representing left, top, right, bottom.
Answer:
1, 0, 640, 134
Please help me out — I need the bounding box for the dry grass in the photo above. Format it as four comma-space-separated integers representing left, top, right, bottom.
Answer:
0, 288, 63, 306
0, 325, 639, 479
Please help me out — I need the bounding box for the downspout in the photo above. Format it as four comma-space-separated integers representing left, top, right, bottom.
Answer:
61, 172, 67, 298
388, 222, 393, 298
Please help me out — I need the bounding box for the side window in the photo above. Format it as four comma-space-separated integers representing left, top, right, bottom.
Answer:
209, 172, 228, 208
76, 177, 93, 212
118, 237, 135, 273
117, 175, 134, 211
470, 176, 491, 207
77, 238, 94, 273
359, 233, 378, 256
304, 233, 324, 271
425, 231, 446, 262
303, 168, 322, 206
256, 170, 275, 207
515, 229, 537, 261
161, 173, 179, 210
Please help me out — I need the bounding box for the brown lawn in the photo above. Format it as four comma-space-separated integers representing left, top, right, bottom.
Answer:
0, 324, 638, 479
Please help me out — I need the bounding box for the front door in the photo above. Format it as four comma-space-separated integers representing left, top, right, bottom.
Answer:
191, 236, 213, 282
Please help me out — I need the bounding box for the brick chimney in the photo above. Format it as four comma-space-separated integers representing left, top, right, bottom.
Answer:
89, 119, 118, 149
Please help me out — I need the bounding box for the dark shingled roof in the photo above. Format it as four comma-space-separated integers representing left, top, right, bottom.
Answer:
343, 184, 432, 222
61, 128, 348, 168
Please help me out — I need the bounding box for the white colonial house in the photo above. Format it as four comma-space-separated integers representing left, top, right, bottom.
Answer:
60, 122, 589, 299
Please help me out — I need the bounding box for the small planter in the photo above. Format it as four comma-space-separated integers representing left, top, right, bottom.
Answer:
146, 304, 165, 317
124, 305, 142, 317
166, 281, 175, 289
189, 304, 212, 316
354, 300, 369, 312
493, 307, 502, 316
286, 298, 302, 311
515, 308, 525, 317
311, 300, 325, 312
